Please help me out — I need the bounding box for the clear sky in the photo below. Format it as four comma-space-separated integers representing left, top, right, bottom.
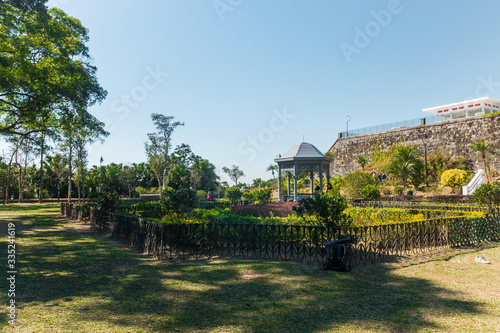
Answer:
15, 1, 500, 184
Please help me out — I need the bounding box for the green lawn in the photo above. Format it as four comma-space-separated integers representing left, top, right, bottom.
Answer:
1, 204, 499, 332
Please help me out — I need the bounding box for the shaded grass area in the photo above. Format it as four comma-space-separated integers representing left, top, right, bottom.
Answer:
0, 204, 499, 332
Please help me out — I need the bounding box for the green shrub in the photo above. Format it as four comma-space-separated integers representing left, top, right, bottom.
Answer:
483, 111, 500, 118
135, 186, 147, 194
293, 190, 351, 228
441, 169, 468, 188
428, 153, 450, 181
394, 186, 404, 195
347, 207, 484, 226
160, 187, 197, 215
361, 184, 381, 201
245, 187, 273, 204
473, 182, 500, 210
329, 175, 344, 192
369, 140, 400, 167
343, 171, 378, 198
381, 186, 392, 196
451, 155, 473, 171
225, 186, 243, 205
95, 191, 121, 212
196, 190, 207, 201
135, 186, 160, 194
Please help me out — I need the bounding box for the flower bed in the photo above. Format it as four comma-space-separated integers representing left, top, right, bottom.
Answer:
230, 201, 298, 217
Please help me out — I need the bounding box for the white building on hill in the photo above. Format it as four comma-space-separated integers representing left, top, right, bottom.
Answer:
423, 96, 500, 121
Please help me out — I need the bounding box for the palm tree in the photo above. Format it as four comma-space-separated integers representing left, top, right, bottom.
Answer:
223, 165, 245, 185
387, 145, 424, 187
471, 140, 496, 183
356, 156, 368, 171
266, 164, 278, 179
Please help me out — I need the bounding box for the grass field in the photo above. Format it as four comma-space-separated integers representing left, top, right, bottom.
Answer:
1, 204, 499, 332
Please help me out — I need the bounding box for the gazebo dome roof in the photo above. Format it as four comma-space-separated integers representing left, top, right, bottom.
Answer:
275, 142, 332, 162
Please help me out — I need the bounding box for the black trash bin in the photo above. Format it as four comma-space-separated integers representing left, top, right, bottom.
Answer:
323, 238, 351, 271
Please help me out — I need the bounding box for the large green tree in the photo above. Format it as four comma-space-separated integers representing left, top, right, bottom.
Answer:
190, 157, 218, 191
3, 0, 48, 14
0, 3, 107, 137
166, 144, 218, 191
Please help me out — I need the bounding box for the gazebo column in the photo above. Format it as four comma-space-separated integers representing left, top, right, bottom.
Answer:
310, 171, 314, 195
293, 164, 298, 201
287, 172, 291, 199
293, 176, 298, 201
319, 163, 324, 192
278, 165, 282, 202
326, 163, 331, 187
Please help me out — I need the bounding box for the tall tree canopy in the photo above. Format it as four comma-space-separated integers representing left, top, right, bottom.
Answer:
223, 165, 245, 185
0, 2, 107, 137
145, 114, 184, 192
2, 0, 48, 14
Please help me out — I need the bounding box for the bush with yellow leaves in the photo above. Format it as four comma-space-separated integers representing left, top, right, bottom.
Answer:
440, 169, 468, 188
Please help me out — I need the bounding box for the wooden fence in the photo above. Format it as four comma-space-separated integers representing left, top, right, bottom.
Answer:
61, 203, 500, 267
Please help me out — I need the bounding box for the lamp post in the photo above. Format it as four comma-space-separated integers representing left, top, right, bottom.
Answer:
99, 156, 103, 191
346, 115, 351, 137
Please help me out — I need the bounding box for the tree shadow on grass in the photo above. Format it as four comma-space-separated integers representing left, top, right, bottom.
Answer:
128, 261, 481, 332
0, 203, 59, 213
0, 213, 487, 332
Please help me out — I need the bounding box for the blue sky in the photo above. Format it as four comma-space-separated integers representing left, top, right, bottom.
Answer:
19, 1, 500, 183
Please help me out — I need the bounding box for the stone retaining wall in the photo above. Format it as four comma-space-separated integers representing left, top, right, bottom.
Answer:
328, 114, 500, 176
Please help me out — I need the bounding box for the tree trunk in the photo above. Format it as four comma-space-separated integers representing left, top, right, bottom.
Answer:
77, 181, 81, 202
5, 164, 10, 205
5, 145, 19, 204
57, 177, 60, 203
21, 144, 29, 202
82, 181, 86, 203
38, 133, 45, 203
162, 168, 167, 193
17, 151, 23, 203
67, 137, 73, 203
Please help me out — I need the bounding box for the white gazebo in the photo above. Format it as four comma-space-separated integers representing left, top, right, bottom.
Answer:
423, 96, 500, 121
274, 142, 332, 201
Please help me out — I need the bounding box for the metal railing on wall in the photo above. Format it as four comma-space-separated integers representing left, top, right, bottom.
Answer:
340, 116, 436, 138
61, 203, 500, 267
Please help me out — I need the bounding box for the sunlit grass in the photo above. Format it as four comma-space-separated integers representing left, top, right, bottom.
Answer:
0, 204, 499, 332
